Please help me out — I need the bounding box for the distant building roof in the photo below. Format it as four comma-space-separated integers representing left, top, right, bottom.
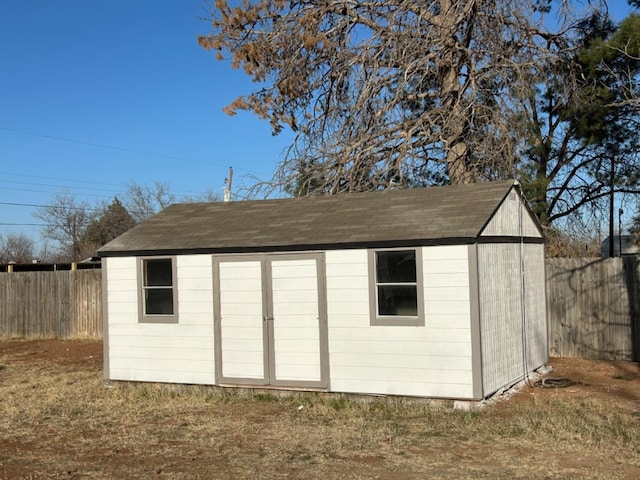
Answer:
99, 180, 534, 257
600, 235, 640, 257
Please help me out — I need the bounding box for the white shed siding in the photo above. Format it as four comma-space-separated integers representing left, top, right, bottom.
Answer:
523, 243, 548, 370
105, 255, 215, 384
325, 247, 474, 399
477, 243, 525, 395
481, 189, 541, 238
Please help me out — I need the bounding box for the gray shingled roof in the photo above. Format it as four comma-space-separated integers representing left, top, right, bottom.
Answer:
99, 180, 518, 256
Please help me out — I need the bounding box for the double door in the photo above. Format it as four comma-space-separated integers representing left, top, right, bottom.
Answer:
213, 253, 328, 388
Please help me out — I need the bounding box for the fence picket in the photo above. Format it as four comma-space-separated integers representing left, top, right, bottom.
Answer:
546, 257, 639, 361
0, 270, 102, 339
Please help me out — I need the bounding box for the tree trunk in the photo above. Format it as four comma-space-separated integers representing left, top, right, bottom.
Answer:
437, 0, 475, 184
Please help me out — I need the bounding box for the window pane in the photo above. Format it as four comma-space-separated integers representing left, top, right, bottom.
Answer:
145, 259, 173, 286
376, 250, 416, 283
145, 288, 174, 315
377, 285, 417, 316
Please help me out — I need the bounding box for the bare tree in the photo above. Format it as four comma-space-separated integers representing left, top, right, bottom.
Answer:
32, 191, 97, 262
0, 232, 35, 264
123, 182, 221, 223
199, 0, 604, 197
181, 187, 222, 203
123, 181, 176, 223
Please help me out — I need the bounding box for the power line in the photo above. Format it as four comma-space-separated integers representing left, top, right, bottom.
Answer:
0, 172, 212, 197
0, 126, 269, 176
0, 186, 117, 199
0, 126, 204, 163
0, 179, 125, 194
0, 200, 167, 218
0, 170, 126, 189
0, 223, 50, 227
0, 201, 103, 211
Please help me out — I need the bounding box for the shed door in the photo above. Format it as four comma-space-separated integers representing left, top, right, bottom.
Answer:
214, 254, 328, 388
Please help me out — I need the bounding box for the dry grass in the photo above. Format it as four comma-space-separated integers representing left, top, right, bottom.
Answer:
1, 343, 640, 479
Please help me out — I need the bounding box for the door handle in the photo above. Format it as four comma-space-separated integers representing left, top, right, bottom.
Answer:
263, 316, 274, 322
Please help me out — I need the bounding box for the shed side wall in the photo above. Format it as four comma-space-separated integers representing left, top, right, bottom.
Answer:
523, 243, 548, 369
105, 255, 215, 384
481, 189, 541, 238
325, 246, 474, 399
478, 242, 547, 395
478, 243, 525, 395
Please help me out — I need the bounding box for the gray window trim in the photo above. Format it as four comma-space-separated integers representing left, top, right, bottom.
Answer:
368, 247, 424, 327
137, 256, 179, 324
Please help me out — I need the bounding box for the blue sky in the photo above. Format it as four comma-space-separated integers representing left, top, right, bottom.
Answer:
1, 0, 294, 243
0, 1, 634, 246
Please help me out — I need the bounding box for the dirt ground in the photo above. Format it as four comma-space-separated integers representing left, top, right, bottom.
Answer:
508, 355, 640, 409
1, 339, 639, 479
0, 339, 103, 370
2, 338, 638, 407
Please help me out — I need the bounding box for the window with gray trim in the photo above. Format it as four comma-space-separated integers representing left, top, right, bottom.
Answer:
139, 257, 178, 323
369, 248, 424, 326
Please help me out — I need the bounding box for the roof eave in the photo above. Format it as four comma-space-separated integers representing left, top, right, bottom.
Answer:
98, 236, 481, 258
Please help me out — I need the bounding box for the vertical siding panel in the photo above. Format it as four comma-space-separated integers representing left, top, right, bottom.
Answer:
478, 243, 526, 395
480, 189, 542, 238
523, 243, 548, 370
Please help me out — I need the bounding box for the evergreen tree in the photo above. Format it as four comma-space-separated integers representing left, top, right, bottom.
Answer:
81, 198, 136, 257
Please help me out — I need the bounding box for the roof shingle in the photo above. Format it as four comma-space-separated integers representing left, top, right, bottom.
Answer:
99, 180, 518, 256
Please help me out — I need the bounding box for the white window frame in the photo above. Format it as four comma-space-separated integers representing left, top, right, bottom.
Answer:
137, 256, 179, 324
368, 248, 424, 326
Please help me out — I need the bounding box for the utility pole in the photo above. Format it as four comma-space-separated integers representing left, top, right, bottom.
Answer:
619, 208, 624, 256
224, 167, 233, 202
609, 157, 615, 257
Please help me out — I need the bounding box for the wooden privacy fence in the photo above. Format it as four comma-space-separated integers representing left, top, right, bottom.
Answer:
546, 257, 640, 361
0, 270, 102, 339
1, 259, 639, 361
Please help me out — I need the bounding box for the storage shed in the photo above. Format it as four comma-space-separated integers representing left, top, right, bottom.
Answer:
99, 180, 547, 400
